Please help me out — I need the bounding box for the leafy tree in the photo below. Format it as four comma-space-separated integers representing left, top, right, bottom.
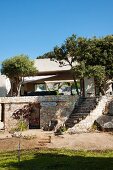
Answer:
37, 51, 54, 59
50, 35, 82, 95
43, 34, 113, 96
78, 35, 113, 95
78, 36, 113, 73
1, 55, 37, 96
72, 61, 86, 79
36, 35, 89, 95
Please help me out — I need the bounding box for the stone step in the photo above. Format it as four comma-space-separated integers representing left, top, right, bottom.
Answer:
76, 106, 96, 110
66, 118, 87, 123
77, 102, 97, 106
74, 108, 95, 111
75, 104, 96, 108
71, 113, 89, 116
38, 136, 51, 143
65, 97, 99, 129
69, 115, 88, 119
74, 110, 91, 113
77, 98, 97, 102
75, 103, 97, 108
70, 113, 88, 116
77, 102, 95, 106
65, 115, 88, 125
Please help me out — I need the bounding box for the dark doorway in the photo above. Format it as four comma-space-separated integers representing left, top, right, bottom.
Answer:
29, 103, 40, 129
1, 103, 4, 122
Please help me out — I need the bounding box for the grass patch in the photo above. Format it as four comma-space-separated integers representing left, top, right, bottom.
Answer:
0, 149, 113, 169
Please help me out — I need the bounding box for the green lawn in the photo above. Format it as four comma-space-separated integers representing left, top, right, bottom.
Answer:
0, 149, 113, 170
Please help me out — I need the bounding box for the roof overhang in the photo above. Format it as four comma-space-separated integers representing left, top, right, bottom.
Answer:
23, 75, 56, 83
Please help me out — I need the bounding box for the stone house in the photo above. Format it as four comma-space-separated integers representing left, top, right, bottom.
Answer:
0, 58, 113, 132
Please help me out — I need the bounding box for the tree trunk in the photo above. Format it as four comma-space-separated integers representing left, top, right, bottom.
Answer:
17, 77, 24, 96
17, 83, 22, 96
99, 86, 106, 95
72, 74, 80, 95
9, 79, 15, 96
10, 80, 13, 97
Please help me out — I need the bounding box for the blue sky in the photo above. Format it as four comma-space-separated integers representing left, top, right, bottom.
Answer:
0, 0, 113, 61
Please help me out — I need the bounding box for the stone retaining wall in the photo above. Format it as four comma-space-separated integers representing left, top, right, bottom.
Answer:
0, 95, 77, 131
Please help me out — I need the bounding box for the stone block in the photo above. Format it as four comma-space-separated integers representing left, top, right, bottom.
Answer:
95, 115, 113, 131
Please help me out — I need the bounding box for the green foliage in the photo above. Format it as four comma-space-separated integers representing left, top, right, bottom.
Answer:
78, 35, 113, 79
1, 55, 37, 96
44, 34, 113, 95
50, 34, 83, 95
37, 51, 54, 59
10, 121, 28, 133
87, 65, 106, 85
91, 123, 98, 131
17, 120, 28, 131
1, 55, 37, 78
52, 34, 80, 66
72, 62, 86, 79
55, 125, 67, 135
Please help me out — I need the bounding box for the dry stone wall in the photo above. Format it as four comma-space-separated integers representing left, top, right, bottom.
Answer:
0, 95, 77, 131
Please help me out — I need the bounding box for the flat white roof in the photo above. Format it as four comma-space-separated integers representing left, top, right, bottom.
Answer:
34, 58, 71, 72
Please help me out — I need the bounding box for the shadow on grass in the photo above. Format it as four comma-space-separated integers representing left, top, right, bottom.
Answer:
1, 151, 113, 170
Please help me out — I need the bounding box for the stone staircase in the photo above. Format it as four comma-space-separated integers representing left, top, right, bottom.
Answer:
65, 97, 99, 128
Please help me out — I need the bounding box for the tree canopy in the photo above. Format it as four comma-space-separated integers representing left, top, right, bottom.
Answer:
77, 35, 113, 94
78, 35, 113, 78
37, 51, 54, 59
1, 55, 37, 96
38, 34, 113, 95
50, 35, 81, 95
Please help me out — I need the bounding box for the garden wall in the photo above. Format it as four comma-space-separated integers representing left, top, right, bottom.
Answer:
0, 95, 77, 131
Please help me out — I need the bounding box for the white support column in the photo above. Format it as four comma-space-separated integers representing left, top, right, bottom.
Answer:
84, 77, 95, 97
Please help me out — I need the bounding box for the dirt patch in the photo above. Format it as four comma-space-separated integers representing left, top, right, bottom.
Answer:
47, 132, 113, 150
1, 130, 113, 151
0, 137, 46, 152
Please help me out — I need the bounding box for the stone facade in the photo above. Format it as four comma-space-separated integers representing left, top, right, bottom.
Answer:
0, 95, 77, 131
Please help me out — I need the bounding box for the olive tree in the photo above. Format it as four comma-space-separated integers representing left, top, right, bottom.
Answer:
1, 55, 37, 96
78, 35, 113, 95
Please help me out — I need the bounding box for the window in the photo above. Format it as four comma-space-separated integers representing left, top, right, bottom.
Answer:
35, 84, 46, 91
